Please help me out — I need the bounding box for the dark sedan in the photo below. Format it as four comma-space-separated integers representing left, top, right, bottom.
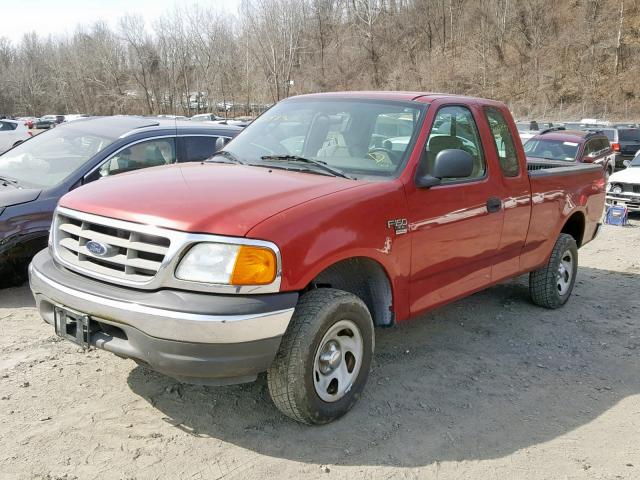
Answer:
0, 116, 241, 286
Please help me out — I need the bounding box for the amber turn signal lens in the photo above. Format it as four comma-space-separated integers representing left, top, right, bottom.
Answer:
231, 246, 277, 285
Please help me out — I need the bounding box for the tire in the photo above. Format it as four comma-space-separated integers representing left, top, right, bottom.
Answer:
529, 233, 578, 309
267, 288, 374, 425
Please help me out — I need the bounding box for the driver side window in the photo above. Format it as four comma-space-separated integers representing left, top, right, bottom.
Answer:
425, 106, 485, 182
99, 138, 176, 177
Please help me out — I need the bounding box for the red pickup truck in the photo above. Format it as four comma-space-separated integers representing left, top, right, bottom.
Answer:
29, 92, 605, 424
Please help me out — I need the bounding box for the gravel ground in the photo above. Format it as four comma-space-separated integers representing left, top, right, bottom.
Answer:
1, 221, 639, 480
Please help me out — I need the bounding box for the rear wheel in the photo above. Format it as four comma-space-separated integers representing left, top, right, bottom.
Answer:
267, 288, 374, 424
529, 233, 578, 309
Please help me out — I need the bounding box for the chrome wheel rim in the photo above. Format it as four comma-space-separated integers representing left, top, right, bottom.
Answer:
313, 319, 363, 403
557, 249, 574, 296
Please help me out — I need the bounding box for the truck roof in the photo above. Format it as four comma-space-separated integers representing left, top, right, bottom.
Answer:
287, 91, 508, 106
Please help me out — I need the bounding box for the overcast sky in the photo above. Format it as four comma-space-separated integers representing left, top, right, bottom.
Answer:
1, 0, 241, 43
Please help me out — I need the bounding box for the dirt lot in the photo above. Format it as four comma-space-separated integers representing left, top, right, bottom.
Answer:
1, 222, 639, 480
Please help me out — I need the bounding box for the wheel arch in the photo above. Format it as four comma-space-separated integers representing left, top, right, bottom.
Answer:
305, 256, 395, 327
560, 210, 586, 247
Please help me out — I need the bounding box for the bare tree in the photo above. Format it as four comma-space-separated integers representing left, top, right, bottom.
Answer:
1, 0, 639, 120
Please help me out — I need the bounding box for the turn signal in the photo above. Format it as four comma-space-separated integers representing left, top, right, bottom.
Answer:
231, 246, 277, 285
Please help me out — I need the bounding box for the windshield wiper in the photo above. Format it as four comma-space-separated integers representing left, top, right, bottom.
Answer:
206, 150, 246, 165
260, 155, 352, 179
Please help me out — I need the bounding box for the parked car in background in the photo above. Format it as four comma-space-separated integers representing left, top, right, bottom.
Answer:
190, 113, 225, 122
16, 117, 37, 129
216, 101, 233, 112
211, 116, 254, 128
0, 119, 32, 153
35, 115, 64, 129
156, 114, 189, 120
615, 128, 640, 168
0, 116, 241, 286
606, 151, 640, 212
524, 129, 615, 179
64, 114, 90, 122
516, 121, 556, 142
582, 126, 640, 170
30, 92, 605, 424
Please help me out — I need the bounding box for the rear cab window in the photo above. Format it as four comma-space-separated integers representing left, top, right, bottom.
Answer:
484, 107, 520, 177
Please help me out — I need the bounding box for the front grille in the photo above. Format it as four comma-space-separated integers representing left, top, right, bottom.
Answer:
617, 183, 640, 193
54, 211, 170, 283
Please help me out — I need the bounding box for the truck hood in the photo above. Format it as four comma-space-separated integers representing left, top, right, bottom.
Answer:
59, 163, 362, 236
609, 167, 640, 184
0, 185, 41, 208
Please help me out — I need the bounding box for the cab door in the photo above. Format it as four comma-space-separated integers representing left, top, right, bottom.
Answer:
405, 104, 504, 315
482, 106, 532, 281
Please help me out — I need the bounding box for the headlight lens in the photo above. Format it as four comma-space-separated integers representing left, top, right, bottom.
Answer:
611, 184, 623, 194
175, 242, 277, 285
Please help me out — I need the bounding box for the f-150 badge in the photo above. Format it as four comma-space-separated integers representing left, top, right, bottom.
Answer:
387, 218, 408, 235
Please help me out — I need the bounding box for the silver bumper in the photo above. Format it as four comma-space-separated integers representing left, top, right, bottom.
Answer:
605, 194, 640, 211
29, 263, 295, 344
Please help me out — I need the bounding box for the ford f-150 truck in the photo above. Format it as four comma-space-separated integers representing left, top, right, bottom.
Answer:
29, 92, 606, 424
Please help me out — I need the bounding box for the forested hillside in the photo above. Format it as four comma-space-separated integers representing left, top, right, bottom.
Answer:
0, 0, 638, 120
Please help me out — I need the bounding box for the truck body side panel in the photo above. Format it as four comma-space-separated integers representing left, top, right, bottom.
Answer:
520, 165, 605, 272
247, 180, 414, 322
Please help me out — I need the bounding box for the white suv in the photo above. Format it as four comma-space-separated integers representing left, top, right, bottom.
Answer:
0, 119, 32, 153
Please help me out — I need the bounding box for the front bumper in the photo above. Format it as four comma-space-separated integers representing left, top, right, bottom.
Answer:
606, 194, 640, 212
29, 249, 298, 385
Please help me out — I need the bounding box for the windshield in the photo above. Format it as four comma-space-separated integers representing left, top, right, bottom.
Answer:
0, 126, 115, 188
524, 139, 579, 162
630, 153, 640, 167
619, 129, 640, 142
223, 99, 425, 179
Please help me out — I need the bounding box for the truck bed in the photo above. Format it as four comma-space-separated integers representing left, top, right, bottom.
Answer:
521, 162, 605, 271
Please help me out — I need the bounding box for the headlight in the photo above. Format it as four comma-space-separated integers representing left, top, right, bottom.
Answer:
611, 184, 623, 195
175, 242, 277, 285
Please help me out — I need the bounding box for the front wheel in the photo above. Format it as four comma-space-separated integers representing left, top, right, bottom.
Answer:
267, 288, 374, 424
529, 233, 578, 309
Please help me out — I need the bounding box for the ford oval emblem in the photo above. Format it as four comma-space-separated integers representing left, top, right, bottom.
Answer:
86, 240, 110, 257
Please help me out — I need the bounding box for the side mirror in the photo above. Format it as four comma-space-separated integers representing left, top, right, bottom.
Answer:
215, 137, 229, 151
416, 149, 475, 188
623, 160, 631, 168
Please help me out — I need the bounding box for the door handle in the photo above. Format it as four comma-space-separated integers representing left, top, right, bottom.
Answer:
486, 197, 502, 213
